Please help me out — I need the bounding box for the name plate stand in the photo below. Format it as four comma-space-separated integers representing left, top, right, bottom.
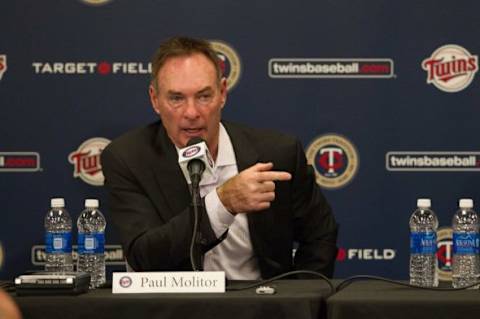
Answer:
112, 271, 225, 293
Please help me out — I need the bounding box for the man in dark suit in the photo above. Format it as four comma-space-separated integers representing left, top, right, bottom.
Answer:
101, 36, 337, 280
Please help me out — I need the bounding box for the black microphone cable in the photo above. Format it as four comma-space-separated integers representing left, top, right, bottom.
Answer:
226, 270, 335, 295
189, 184, 201, 272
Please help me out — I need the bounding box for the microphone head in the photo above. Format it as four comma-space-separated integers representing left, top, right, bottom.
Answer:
187, 137, 205, 147
178, 137, 215, 186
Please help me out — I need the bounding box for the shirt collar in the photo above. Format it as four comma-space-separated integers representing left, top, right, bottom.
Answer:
216, 123, 236, 167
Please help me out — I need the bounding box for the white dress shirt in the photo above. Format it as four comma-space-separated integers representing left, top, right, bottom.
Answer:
176, 124, 261, 280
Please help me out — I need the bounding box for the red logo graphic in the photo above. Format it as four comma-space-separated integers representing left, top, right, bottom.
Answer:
318, 147, 344, 176
119, 276, 132, 288
183, 146, 201, 158
68, 138, 110, 186
97, 61, 112, 75
336, 248, 347, 261
0, 152, 41, 172
422, 45, 478, 92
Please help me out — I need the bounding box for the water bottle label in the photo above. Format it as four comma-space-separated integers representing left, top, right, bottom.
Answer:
410, 232, 436, 254
78, 233, 105, 254
453, 232, 480, 254
45, 232, 72, 253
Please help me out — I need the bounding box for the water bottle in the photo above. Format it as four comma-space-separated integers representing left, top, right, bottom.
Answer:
77, 199, 106, 288
44, 198, 73, 273
452, 198, 480, 288
409, 198, 438, 287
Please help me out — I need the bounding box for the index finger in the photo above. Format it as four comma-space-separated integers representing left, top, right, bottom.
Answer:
256, 171, 292, 182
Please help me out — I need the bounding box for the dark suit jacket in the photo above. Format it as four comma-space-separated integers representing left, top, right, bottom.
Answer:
101, 120, 338, 278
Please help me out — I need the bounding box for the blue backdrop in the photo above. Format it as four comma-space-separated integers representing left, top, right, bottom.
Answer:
1, 0, 479, 280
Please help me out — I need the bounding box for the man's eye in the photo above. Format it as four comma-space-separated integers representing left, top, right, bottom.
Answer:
169, 95, 184, 103
198, 94, 212, 101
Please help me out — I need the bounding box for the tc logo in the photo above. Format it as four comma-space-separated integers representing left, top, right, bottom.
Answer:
306, 134, 358, 189
436, 227, 453, 281
318, 147, 344, 176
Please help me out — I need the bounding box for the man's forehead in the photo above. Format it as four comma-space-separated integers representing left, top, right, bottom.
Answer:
156, 55, 219, 93
159, 53, 217, 76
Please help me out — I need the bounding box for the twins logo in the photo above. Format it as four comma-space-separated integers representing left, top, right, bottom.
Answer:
306, 134, 359, 189
68, 137, 111, 186
422, 44, 478, 93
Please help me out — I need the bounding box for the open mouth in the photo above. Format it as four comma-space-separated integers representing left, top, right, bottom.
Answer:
183, 128, 204, 135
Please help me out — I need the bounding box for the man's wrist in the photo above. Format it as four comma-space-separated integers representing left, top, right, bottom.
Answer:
204, 189, 235, 237
216, 185, 237, 216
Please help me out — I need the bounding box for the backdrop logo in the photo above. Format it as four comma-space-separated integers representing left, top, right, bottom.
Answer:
0, 152, 41, 172
79, 0, 113, 6
437, 227, 452, 281
68, 137, 110, 186
0, 55, 6, 80
336, 248, 396, 262
386, 152, 480, 171
306, 134, 359, 189
32, 61, 151, 75
210, 40, 241, 91
422, 45, 478, 93
268, 58, 395, 78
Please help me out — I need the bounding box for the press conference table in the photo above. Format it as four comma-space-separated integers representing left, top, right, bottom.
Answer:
13, 279, 480, 319
13, 279, 332, 319
327, 280, 480, 319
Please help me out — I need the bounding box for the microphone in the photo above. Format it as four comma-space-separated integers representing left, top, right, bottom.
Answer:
178, 137, 215, 188
178, 137, 215, 272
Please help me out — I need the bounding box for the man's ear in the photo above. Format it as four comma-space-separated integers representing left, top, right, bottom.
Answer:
220, 77, 227, 109
149, 84, 161, 115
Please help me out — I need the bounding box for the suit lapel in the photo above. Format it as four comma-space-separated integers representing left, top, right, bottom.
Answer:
150, 124, 191, 220
223, 121, 258, 172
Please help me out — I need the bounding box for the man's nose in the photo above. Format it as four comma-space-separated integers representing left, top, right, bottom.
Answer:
183, 99, 200, 119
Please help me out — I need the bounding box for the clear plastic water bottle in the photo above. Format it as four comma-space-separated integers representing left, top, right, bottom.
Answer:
452, 198, 480, 288
409, 198, 438, 287
44, 198, 73, 273
77, 199, 106, 288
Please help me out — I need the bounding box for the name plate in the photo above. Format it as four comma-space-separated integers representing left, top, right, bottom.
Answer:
112, 271, 225, 293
